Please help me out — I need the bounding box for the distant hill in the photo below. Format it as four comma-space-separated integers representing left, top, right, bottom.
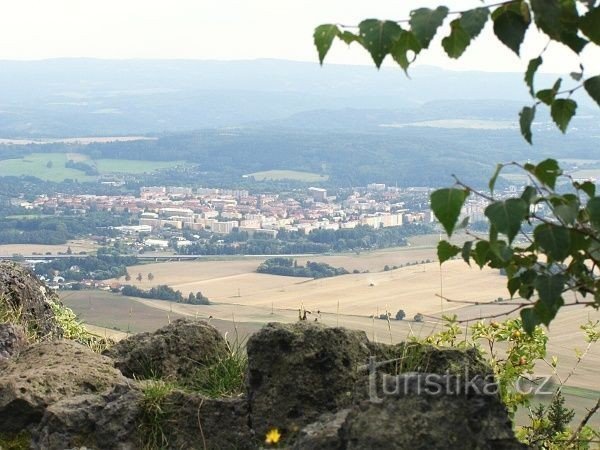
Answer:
1, 58, 594, 137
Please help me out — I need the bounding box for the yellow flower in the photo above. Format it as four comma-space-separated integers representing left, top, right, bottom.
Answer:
265, 428, 281, 445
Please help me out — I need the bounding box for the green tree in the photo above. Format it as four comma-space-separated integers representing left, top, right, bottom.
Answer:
315, 1, 600, 143
316, 2, 600, 332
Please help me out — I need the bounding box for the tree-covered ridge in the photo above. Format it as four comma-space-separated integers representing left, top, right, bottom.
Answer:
0, 212, 132, 245
257, 258, 348, 279
178, 224, 433, 256
34, 248, 138, 281
315, 1, 600, 143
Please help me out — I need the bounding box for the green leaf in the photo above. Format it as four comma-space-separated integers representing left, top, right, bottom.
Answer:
492, 3, 531, 55
521, 308, 540, 334
536, 78, 562, 105
519, 105, 536, 144
575, 180, 596, 198
442, 19, 471, 58
553, 193, 579, 225
485, 198, 529, 243
584, 75, 600, 108
489, 240, 513, 266
525, 56, 543, 96
536, 90, 554, 105
534, 274, 566, 325
456, 216, 470, 231
579, 6, 600, 45
533, 223, 571, 261
430, 188, 469, 237
460, 7, 490, 37
410, 6, 449, 49
338, 30, 361, 45
437, 240, 460, 263
551, 98, 577, 133
531, 0, 588, 53
508, 276, 521, 298
441, 7, 489, 59
533, 158, 561, 189
390, 30, 422, 74
521, 185, 538, 205
570, 71, 583, 82
473, 240, 490, 269
489, 163, 504, 195
586, 197, 600, 229
314, 25, 340, 65
358, 19, 403, 68
461, 241, 473, 265
569, 229, 590, 253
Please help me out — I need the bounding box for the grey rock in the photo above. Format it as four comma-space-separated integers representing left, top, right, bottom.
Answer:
0, 261, 63, 340
247, 322, 370, 438
0, 323, 28, 361
153, 390, 253, 450
0, 340, 128, 433
103, 318, 229, 381
292, 409, 350, 450
33, 385, 142, 450
339, 373, 526, 450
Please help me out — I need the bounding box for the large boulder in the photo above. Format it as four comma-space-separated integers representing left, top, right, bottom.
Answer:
103, 318, 229, 381
339, 373, 525, 449
33, 385, 142, 450
0, 323, 28, 361
0, 340, 128, 433
293, 373, 525, 450
247, 322, 370, 438
0, 261, 62, 340
150, 390, 253, 450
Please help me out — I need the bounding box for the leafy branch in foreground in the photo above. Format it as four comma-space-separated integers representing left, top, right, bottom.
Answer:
431, 159, 600, 333
315, 1, 600, 143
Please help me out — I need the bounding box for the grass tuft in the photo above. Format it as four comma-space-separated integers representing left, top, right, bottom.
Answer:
0, 431, 30, 450
139, 379, 178, 450
0, 292, 112, 353
188, 333, 248, 398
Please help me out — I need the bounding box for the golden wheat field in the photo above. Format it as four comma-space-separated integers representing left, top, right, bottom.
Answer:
0, 239, 97, 255
95, 237, 600, 396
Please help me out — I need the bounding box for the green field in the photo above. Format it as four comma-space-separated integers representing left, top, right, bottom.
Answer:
94, 159, 183, 174
0, 152, 183, 181
0, 153, 95, 182
246, 169, 328, 182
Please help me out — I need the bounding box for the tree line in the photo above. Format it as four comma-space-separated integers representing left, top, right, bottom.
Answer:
257, 258, 348, 278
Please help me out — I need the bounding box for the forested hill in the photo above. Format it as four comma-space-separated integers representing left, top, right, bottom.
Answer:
78, 121, 597, 188
1, 59, 598, 189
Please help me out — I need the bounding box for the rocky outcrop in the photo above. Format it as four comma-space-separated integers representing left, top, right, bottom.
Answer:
153, 390, 253, 450
247, 322, 370, 438
33, 385, 142, 450
339, 373, 525, 450
0, 340, 128, 433
104, 318, 229, 381
0, 323, 27, 361
0, 264, 527, 450
0, 261, 62, 340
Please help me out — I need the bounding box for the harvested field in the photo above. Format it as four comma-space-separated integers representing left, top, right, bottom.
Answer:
0, 239, 97, 256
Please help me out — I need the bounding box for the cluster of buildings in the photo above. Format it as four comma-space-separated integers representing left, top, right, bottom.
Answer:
132, 185, 436, 238
14, 184, 438, 243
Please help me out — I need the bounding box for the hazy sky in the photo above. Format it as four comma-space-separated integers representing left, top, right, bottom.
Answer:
1, 0, 598, 73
